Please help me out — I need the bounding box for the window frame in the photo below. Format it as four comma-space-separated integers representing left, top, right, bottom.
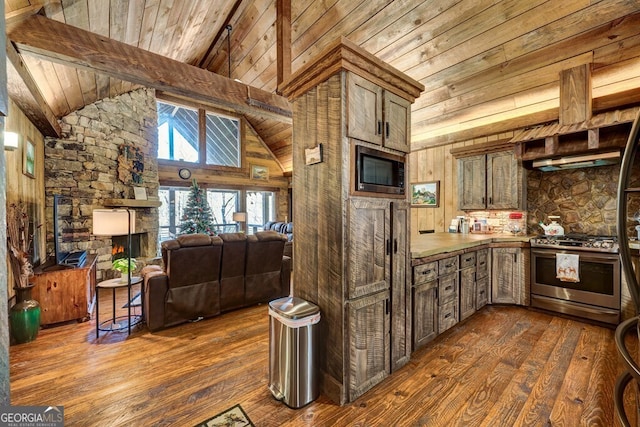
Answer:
157, 93, 246, 172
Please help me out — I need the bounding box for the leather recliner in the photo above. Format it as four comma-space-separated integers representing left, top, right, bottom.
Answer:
143, 231, 291, 332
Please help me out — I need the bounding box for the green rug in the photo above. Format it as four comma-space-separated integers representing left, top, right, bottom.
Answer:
194, 404, 254, 427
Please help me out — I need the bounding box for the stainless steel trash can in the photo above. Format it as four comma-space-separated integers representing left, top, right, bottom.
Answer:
268, 296, 320, 408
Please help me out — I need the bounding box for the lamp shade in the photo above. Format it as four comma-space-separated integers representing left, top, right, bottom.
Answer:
232, 212, 247, 222
92, 209, 135, 236
4, 131, 19, 150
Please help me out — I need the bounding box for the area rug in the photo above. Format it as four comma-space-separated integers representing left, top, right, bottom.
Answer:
194, 404, 254, 427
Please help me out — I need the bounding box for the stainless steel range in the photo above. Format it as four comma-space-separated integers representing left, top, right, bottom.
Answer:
530, 234, 621, 325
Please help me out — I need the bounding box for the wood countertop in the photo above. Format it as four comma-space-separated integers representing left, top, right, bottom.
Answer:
411, 232, 534, 259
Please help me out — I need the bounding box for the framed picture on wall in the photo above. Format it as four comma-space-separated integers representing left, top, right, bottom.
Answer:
23, 138, 35, 179
411, 181, 440, 207
251, 164, 269, 181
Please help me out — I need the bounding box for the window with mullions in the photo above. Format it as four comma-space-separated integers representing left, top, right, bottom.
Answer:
158, 187, 240, 245
157, 100, 240, 167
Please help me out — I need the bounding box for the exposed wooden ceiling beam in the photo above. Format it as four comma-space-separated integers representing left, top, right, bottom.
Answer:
6, 41, 61, 137
7, 14, 292, 123
276, 0, 291, 92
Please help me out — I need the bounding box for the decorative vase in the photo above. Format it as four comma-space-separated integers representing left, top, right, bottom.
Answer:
10, 285, 41, 344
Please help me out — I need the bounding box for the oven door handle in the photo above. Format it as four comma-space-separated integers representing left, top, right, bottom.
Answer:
531, 248, 619, 262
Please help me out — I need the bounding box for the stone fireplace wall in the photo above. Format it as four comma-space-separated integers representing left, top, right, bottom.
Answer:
527, 164, 619, 236
44, 88, 159, 280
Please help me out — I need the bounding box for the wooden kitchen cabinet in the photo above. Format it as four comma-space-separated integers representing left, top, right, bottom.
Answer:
458, 151, 525, 210
459, 251, 477, 321
491, 247, 528, 305
412, 279, 438, 350
347, 290, 390, 401
476, 248, 490, 309
281, 38, 423, 404
30, 255, 97, 325
347, 73, 411, 153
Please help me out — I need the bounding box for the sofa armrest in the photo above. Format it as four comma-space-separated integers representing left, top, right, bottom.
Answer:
144, 272, 169, 332
281, 255, 291, 296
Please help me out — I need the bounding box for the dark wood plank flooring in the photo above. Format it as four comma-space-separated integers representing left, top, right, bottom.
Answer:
9, 288, 639, 426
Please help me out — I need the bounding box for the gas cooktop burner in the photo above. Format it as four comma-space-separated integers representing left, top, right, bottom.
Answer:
530, 234, 619, 253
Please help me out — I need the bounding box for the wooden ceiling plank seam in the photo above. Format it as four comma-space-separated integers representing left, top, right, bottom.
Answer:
236, 34, 278, 89
425, 14, 640, 100
22, 55, 68, 116
290, 0, 364, 65
158, 0, 195, 59
346, 0, 427, 54
137, 0, 161, 51
8, 15, 292, 121
415, 52, 593, 117
200, 0, 257, 72
397, 0, 581, 82
359, 0, 462, 57
290, 0, 340, 47
502, 0, 639, 62
419, 13, 640, 106
88, 0, 111, 103
291, 0, 398, 69
61, 0, 89, 29
124, 0, 146, 47
147, 0, 175, 54
173, 1, 217, 65
109, 0, 129, 42
6, 41, 61, 136
370, 0, 504, 68
593, 31, 640, 68
227, 0, 277, 81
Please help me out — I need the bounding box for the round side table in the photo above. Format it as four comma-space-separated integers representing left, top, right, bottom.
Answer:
95, 276, 143, 338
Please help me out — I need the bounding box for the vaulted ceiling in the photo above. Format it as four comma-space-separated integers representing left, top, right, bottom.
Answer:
6, 0, 640, 172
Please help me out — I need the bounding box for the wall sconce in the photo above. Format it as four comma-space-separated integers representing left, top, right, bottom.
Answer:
232, 212, 247, 223
4, 131, 19, 151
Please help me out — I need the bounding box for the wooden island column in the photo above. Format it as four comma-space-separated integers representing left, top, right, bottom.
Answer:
280, 37, 423, 404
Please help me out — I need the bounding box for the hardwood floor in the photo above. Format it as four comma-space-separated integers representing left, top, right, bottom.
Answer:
9, 288, 639, 426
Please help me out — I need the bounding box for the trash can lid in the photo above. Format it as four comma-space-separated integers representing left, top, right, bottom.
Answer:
269, 296, 320, 319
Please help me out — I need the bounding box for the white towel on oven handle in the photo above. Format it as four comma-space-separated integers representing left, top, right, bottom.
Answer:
556, 253, 580, 282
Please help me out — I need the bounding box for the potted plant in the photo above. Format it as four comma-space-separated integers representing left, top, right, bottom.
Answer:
112, 257, 137, 282
6, 202, 41, 344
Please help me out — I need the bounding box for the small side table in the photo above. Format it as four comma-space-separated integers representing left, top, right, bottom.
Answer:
96, 276, 143, 338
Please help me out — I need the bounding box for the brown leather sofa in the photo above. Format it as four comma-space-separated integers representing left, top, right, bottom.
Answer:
143, 231, 291, 331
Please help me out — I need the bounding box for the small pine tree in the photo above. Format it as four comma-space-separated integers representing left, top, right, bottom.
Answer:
179, 179, 216, 235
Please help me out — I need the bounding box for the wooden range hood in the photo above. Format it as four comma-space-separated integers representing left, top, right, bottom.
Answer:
512, 65, 639, 169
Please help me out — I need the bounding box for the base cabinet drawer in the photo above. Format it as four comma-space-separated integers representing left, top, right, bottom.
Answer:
476, 248, 490, 278
438, 273, 458, 305
438, 300, 458, 333
438, 256, 458, 276
414, 261, 438, 285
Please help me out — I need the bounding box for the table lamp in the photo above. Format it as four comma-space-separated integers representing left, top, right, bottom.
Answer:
233, 212, 247, 232
92, 208, 136, 333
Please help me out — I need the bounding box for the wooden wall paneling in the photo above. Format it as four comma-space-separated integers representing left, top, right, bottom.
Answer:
5, 99, 46, 299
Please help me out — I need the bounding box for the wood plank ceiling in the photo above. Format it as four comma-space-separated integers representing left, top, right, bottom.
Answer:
5, 0, 640, 172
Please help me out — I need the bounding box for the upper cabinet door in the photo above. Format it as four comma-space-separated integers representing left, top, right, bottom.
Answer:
383, 92, 411, 153
458, 155, 486, 210
487, 151, 519, 209
347, 73, 383, 146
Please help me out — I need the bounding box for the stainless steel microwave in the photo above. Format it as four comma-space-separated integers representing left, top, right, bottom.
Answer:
355, 145, 405, 195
